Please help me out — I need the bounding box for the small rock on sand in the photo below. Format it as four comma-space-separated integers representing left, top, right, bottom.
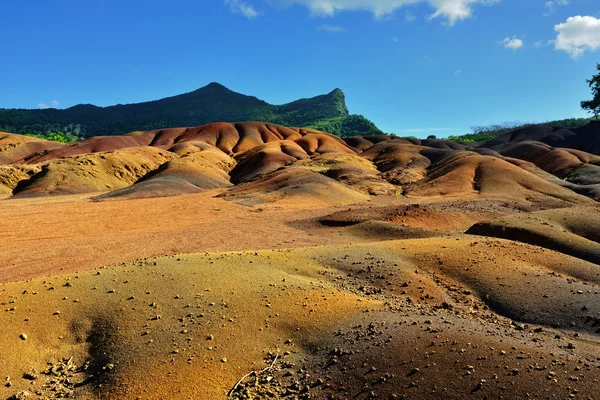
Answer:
9, 391, 32, 400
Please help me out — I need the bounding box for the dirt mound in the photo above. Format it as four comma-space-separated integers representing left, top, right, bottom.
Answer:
0, 164, 42, 197
487, 125, 566, 147
294, 132, 357, 155
342, 219, 443, 240
498, 141, 554, 162
98, 148, 235, 200
534, 148, 598, 173
5, 123, 346, 165
3, 122, 600, 203
420, 138, 469, 150
498, 142, 600, 174
230, 140, 309, 183
0, 132, 45, 145
20, 134, 158, 164
219, 166, 370, 207
360, 141, 431, 185
497, 143, 600, 200
1, 124, 373, 202
537, 151, 600, 200
171, 122, 303, 154
223, 149, 402, 207
467, 206, 600, 264
486, 121, 600, 155
296, 152, 398, 195
321, 200, 538, 232
407, 153, 594, 206
0, 135, 64, 165
343, 134, 412, 151
13, 147, 175, 197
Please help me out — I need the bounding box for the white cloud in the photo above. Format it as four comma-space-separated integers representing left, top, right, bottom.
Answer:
428, 0, 477, 24
554, 15, 600, 59
536, 40, 554, 48
225, 0, 260, 19
318, 24, 345, 32
268, 0, 501, 26
392, 36, 400, 42
544, 0, 568, 16
38, 100, 60, 109
405, 11, 416, 22
454, 69, 461, 76
500, 36, 524, 50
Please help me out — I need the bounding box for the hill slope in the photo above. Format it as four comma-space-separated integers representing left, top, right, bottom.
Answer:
2, 121, 598, 206
0, 83, 382, 138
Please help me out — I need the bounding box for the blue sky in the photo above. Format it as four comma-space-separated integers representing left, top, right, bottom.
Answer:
1, 0, 599, 136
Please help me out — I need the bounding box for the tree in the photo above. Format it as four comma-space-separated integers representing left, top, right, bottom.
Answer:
581, 63, 600, 120
25, 131, 79, 143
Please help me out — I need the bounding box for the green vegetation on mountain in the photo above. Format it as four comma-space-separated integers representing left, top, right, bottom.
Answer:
0, 83, 382, 138
24, 131, 79, 143
447, 117, 593, 143
303, 115, 383, 137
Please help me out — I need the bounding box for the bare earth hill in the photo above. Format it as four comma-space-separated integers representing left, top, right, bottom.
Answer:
0, 121, 599, 399
484, 120, 600, 156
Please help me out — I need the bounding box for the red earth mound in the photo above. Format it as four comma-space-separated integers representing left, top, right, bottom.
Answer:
1, 121, 599, 206
98, 147, 235, 200
406, 152, 594, 207
467, 206, 600, 264
13, 147, 175, 198
485, 120, 600, 155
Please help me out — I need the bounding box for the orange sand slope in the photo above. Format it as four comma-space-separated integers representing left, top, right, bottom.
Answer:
2, 239, 600, 399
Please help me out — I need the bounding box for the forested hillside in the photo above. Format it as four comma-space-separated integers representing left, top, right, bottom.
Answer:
0, 83, 382, 138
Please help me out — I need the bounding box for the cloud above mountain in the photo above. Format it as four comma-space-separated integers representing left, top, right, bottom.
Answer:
544, 0, 568, 16
268, 0, 501, 25
554, 16, 600, 58
225, 0, 261, 19
500, 36, 524, 50
38, 100, 60, 110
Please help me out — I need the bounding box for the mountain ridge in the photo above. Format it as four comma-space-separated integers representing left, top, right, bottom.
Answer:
0, 83, 381, 138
